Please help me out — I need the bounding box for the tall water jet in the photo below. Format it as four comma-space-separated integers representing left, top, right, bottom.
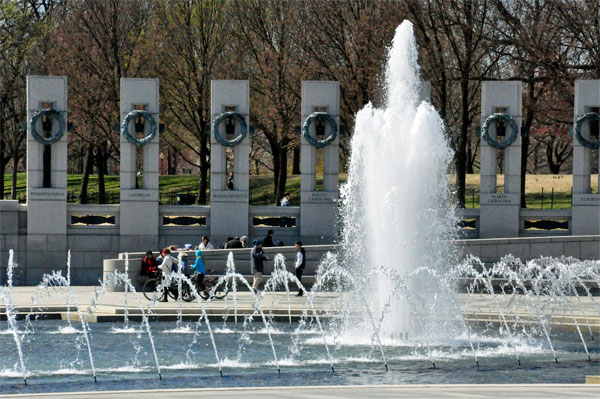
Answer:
339, 20, 458, 341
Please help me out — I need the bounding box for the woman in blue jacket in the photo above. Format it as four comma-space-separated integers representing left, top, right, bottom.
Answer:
192, 249, 206, 292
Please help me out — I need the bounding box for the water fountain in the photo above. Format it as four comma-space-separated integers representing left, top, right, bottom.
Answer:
0, 20, 598, 394
338, 20, 459, 342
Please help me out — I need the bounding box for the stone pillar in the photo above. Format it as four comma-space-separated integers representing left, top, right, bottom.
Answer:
26, 76, 68, 283
479, 81, 522, 238
119, 78, 160, 251
209, 80, 250, 244
300, 81, 340, 244
572, 80, 599, 235
0, 200, 21, 284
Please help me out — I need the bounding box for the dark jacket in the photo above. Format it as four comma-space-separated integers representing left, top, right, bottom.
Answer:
140, 256, 158, 276
251, 246, 267, 274
297, 248, 306, 271
226, 239, 243, 249
262, 235, 274, 248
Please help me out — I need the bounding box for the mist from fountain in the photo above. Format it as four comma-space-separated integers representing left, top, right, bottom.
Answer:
337, 20, 459, 342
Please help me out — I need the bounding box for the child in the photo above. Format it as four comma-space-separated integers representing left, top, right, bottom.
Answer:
192, 249, 206, 292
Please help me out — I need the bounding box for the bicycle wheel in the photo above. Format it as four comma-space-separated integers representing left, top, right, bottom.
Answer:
212, 280, 229, 300
182, 283, 195, 302
143, 279, 161, 301
199, 281, 212, 300
167, 284, 178, 300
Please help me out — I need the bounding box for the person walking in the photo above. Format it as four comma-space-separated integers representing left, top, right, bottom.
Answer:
294, 241, 306, 296
262, 230, 275, 247
199, 236, 214, 251
158, 248, 179, 302
251, 240, 269, 292
280, 192, 291, 206
192, 249, 206, 293
280, 192, 293, 227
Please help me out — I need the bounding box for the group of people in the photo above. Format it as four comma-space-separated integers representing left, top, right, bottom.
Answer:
139, 236, 307, 298
140, 245, 206, 302
250, 239, 306, 296
217, 229, 286, 250
137, 192, 304, 299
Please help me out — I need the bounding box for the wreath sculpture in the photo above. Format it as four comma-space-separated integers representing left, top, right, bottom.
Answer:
29, 109, 66, 145
302, 112, 338, 148
573, 112, 599, 150
121, 110, 158, 146
481, 113, 519, 149
212, 112, 248, 147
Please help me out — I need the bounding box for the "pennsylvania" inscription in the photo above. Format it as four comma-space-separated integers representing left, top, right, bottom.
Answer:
28, 190, 67, 200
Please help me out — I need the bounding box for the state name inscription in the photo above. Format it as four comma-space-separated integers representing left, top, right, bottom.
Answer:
128, 192, 151, 198
307, 192, 336, 202
212, 192, 248, 200
580, 196, 600, 202
483, 194, 517, 204
28, 190, 66, 200
572, 195, 600, 206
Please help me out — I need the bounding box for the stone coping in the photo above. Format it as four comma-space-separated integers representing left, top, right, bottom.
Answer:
0, 384, 597, 398
116, 235, 600, 259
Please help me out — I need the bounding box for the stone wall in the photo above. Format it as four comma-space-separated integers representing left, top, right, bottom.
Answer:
101, 235, 600, 291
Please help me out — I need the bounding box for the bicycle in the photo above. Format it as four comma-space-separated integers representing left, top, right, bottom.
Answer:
198, 270, 230, 300
142, 271, 229, 301
142, 273, 195, 302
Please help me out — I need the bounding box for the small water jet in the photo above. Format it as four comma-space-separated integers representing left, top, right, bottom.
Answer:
0, 251, 28, 385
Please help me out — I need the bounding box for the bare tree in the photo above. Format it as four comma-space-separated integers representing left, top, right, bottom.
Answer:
299, 0, 403, 164
47, 0, 151, 203
230, 0, 304, 204
409, 0, 499, 207
154, 0, 230, 204
556, 0, 600, 78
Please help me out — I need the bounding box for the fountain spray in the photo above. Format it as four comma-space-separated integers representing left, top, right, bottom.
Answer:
1, 250, 27, 385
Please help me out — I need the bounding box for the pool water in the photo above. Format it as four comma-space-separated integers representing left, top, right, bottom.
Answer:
0, 320, 597, 394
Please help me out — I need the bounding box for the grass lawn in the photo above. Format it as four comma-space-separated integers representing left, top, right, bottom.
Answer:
449, 174, 598, 209
3, 173, 597, 209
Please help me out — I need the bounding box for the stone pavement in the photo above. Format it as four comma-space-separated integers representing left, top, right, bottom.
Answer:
0, 384, 598, 399
0, 287, 598, 332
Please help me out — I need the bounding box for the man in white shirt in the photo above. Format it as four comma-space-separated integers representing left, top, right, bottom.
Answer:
158, 249, 179, 302
199, 235, 214, 251
294, 241, 306, 296
280, 192, 291, 206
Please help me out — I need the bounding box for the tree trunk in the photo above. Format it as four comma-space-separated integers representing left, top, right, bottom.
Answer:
98, 163, 106, 204
0, 158, 4, 200
466, 133, 474, 174
271, 143, 281, 205
0, 136, 5, 200
78, 144, 94, 204
456, 73, 469, 208
11, 154, 19, 200
96, 147, 107, 204
292, 145, 300, 175
198, 123, 209, 204
521, 77, 536, 208
546, 137, 562, 174
276, 147, 288, 204
167, 147, 178, 175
